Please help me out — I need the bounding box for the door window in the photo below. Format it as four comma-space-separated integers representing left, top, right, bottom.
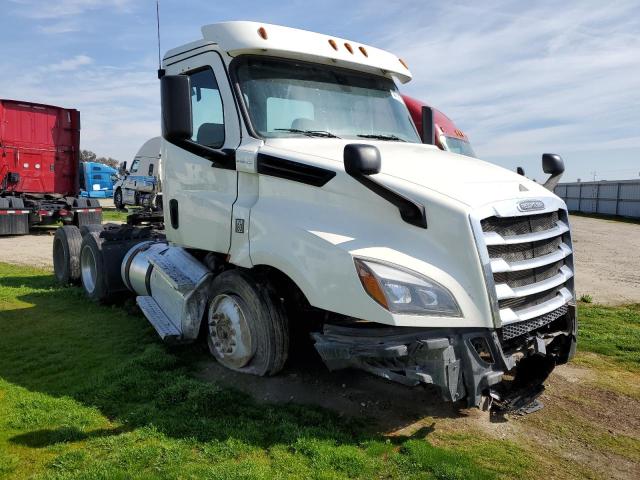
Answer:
130, 158, 140, 173
189, 68, 225, 148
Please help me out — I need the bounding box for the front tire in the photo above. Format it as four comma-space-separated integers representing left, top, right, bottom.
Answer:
114, 188, 124, 210
206, 270, 289, 376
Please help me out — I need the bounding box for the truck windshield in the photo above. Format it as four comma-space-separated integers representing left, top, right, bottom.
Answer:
441, 136, 476, 158
235, 57, 421, 143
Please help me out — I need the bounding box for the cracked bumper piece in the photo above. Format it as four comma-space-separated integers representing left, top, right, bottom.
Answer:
312, 305, 576, 407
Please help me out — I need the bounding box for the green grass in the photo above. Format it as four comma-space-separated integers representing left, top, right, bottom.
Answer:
101, 210, 129, 223
0, 263, 527, 479
577, 303, 640, 369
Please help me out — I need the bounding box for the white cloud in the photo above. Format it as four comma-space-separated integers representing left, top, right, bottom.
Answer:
46, 55, 94, 72
8, 0, 135, 19
0, 58, 159, 161
377, 0, 640, 178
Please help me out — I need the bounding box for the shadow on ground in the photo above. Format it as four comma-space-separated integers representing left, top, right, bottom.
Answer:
0, 271, 469, 452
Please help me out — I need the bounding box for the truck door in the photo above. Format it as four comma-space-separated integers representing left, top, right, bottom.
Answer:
162, 51, 240, 253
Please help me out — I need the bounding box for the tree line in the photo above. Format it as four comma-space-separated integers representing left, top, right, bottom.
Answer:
80, 150, 119, 169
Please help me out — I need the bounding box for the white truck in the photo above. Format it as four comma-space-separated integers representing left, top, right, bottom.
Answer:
53, 21, 576, 411
113, 137, 162, 210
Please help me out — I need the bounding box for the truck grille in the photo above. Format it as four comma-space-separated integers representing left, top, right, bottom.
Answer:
477, 207, 575, 337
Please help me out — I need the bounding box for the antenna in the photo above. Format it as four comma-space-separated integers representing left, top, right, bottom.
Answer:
156, 0, 165, 79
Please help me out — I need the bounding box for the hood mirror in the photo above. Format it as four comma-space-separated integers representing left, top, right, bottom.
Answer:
542, 153, 564, 191
344, 144, 381, 175
516, 166, 525, 176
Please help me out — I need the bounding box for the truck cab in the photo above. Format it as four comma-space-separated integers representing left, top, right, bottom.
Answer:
62, 21, 576, 410
402, 95, 476, 158
113, 137, 161, 209
79, 162, 117, 198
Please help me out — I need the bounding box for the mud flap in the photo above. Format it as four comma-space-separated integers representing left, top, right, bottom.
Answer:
0, 211, 30, 235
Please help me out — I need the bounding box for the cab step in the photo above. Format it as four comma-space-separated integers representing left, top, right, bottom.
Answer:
136, 295, 181, 341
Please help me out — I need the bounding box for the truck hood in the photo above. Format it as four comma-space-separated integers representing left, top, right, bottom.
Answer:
263, 138, 555, 209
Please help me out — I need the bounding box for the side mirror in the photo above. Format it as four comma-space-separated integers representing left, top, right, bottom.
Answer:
421, 106, 435, 145
542, 153, 564, 191
161, 75, 192, 141
516, 166, 525, 176
344, 144, 381, 176
542, 153, 564, 175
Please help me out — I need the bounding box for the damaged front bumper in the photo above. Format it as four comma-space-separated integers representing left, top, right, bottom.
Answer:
312, 305, 576, 408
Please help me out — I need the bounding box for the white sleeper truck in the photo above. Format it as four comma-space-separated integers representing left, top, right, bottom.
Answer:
113, 137, 162, 210
53, 21, 576, 411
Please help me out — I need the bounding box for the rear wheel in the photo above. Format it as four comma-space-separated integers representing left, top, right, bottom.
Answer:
206, 270, 289, 376
80, 232, 111, 302
53, 225, 82, 285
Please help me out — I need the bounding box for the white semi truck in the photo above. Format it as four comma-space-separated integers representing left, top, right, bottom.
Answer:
53, 22, 576, 411
113, 137, 162, 210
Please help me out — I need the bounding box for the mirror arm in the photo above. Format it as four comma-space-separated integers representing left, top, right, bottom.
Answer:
346, 171, 427, 228
167, 138, 236, 170
543, 172, 563, 192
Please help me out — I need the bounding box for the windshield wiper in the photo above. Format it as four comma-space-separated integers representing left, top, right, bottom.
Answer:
275, 128, 340, 138
357, 134, 406, 142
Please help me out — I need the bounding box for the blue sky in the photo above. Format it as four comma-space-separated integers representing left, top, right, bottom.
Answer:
1, 0, 639, 182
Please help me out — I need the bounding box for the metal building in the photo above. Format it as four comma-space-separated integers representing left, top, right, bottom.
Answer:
555, 180, 640, 219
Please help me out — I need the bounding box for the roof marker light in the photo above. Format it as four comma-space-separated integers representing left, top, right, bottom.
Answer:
359, 46, 368, 57
328, 39, 338, 51
257, 26, 268, 40
399, 58, 409, 69
344, 42, 354, 54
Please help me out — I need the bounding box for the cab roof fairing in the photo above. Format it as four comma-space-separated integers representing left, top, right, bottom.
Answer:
164, 21, 412, 84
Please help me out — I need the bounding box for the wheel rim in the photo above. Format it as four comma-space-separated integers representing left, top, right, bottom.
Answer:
80, 246, 98, 294
208, 294, 253, 369
115, 191, 122, 207
52, 237, 65, 279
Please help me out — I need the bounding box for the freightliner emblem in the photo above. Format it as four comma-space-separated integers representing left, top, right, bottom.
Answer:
517, 199, 545, 212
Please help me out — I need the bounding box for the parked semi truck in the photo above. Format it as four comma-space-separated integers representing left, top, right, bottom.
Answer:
113, 137, 162, 210
402, 95, 476, 158
0, 99, 102, 235
53, 22, 575, 411
80, 161, 117, 199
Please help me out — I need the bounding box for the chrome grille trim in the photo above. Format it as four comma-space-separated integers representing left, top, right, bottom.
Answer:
500, 287, 573, 325
471, 199, 575, 329
495, 265, 573, 300
490, 243, 572, 273
483, 221, 569, 246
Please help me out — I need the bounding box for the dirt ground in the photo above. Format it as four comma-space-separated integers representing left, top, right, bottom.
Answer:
1, 215, 638, 304
569, 215, 640, 304
196, 348, 640, 479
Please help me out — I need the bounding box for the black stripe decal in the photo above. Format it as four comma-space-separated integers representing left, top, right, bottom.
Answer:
257, 153, 336, 187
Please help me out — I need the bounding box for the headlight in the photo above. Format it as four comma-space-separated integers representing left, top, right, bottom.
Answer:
354, 258, 461, 317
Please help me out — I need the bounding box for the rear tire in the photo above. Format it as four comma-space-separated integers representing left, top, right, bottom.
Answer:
53, 225, 82, 285
80, 224, 104, 237
80, 232, 110, 302
206, 270, 289, 376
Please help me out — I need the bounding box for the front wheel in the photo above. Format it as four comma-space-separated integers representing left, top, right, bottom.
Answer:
206, 270, 289, 376
114, 188, 124, 210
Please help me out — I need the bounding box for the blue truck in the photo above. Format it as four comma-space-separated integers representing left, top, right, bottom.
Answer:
79, 162, 117, 199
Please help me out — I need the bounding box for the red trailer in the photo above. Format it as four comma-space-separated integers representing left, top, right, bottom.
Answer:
0, 99, 102, 235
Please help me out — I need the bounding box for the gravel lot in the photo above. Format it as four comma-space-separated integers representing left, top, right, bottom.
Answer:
0, 215, 639, 304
